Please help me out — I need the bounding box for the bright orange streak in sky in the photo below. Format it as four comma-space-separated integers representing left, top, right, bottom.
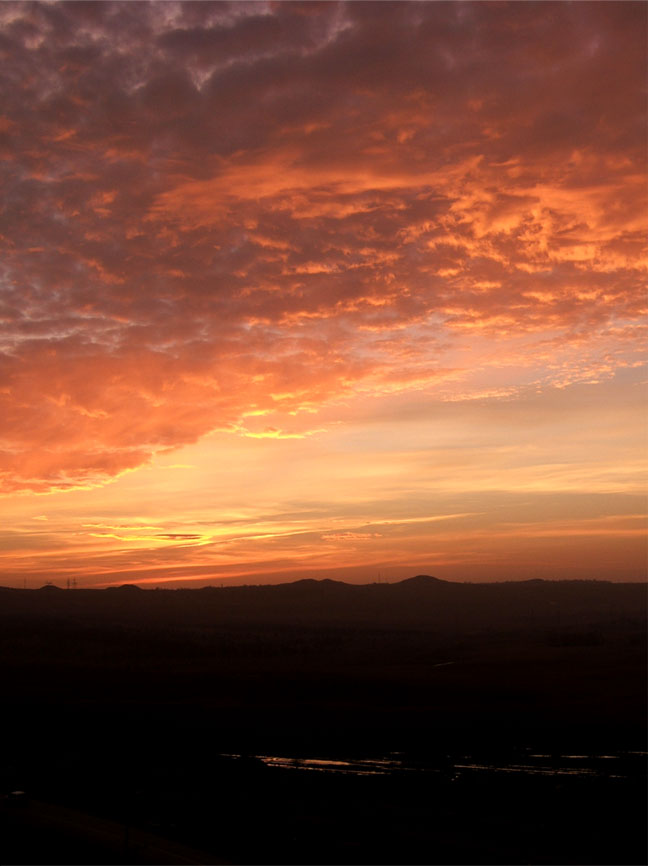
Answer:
0, 1, 646, 587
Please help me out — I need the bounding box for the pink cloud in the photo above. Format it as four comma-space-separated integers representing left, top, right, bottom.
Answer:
0, 1, 645, 492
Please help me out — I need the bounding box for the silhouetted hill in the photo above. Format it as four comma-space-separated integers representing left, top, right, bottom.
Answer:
105, 583, 142, 592
0, 577, 644, 632
273, 577, 351, 595
398, 574, 448, 585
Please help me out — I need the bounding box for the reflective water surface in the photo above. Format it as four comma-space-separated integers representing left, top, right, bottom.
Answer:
220, 749, 647, 780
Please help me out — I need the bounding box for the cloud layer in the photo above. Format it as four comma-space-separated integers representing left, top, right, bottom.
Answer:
0, 1, 646, 494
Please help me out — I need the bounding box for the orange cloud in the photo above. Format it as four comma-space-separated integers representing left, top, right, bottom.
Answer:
0, 0, 644, 597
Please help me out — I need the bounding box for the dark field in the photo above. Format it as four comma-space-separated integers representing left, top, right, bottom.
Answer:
1, 576, 646, 865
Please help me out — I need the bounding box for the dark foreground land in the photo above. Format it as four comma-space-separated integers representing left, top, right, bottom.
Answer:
0, 576, 646, 865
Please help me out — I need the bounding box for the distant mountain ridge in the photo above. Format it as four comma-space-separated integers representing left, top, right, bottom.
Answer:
398, 574, 449, 586
0, 574, 644, 635
1, 574, 630, 594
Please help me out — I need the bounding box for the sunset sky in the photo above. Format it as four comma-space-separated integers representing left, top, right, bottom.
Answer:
0, 1, 646, 588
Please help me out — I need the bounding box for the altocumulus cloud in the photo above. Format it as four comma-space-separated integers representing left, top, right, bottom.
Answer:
0, 1, 645, 492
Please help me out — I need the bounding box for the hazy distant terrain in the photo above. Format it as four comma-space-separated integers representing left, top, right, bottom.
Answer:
1, 577, 645, 864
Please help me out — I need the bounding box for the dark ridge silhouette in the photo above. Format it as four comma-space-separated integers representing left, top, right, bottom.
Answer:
389, 574, 450, 595
105, 583, 142, 591
397, 574, 449, 585
0, 575, 644, 632
37, 583, 62, 591
275, 577, 349, 590
287, 577, 343, 586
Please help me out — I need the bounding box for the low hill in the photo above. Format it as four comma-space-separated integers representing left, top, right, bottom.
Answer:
0, 576, 643, 633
